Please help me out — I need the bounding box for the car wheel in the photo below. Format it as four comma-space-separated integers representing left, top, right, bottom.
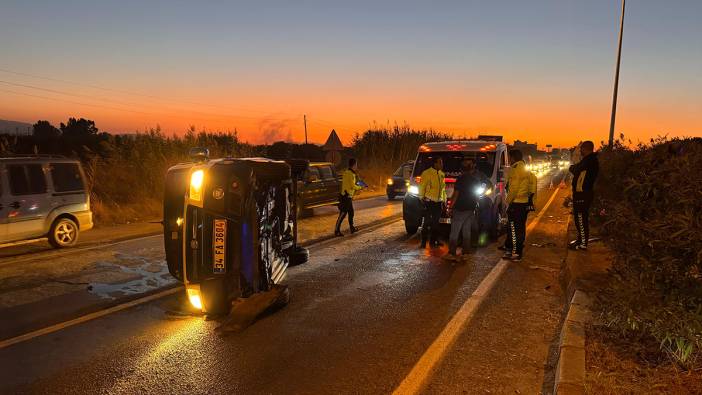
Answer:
387, 193, 396, 200
289, 246, 309, 266
48, 217, 79, 248
405, 220, 420, 235
490, 207, 505, 240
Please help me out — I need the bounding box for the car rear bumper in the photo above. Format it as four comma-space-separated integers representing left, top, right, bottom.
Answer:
74, 210, 94, 231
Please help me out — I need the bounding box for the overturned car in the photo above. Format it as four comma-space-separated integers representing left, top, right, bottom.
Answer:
163, 150, 309, 315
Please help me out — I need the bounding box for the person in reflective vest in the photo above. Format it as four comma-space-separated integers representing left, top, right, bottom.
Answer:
418, 157, 446, 249
502, 149, 537, 262
335, 158, 363, 237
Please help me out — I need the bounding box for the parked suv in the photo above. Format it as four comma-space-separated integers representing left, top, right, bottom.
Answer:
402, 139, 510, 239
0, 157, 93, 247
295, 162, 341, 216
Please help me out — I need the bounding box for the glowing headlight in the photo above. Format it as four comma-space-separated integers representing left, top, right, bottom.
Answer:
190, 169, 204, 201
176, 217, 183, 226
186, 287, 203, 310
475, 185, 486, 196
408, 185, 419, 195
387, 178, 394, 185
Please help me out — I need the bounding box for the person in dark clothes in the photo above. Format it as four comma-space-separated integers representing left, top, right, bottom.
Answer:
569, 141, 599, 250
443, 157, 484, 262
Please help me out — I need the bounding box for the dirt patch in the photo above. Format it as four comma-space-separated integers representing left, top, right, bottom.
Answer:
585, 323, 702, 394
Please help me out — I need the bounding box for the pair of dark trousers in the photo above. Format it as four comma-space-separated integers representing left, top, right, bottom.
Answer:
421, 201, 442, 245
335, 195, 354, 232
504, 203, 528, 255
573, 192, 593, 247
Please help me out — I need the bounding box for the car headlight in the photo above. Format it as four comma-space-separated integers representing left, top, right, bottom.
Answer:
186, 286, 203, 310
387, 178, 394, 185
408, 185, 419, 195
190, 169, 204, 201
475, 185, 486, 196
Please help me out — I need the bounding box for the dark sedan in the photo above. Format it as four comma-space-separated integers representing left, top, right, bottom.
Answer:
386, 160, 414, 200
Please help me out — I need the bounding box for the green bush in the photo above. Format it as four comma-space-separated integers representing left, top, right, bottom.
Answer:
597, 137, 702, 369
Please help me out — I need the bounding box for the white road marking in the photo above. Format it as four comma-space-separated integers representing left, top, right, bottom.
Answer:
0, 286, 180, 350
393, 186, 562, 395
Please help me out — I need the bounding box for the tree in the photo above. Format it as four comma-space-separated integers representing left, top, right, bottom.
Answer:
32, 120, 61, 139
60, 117, 99, 137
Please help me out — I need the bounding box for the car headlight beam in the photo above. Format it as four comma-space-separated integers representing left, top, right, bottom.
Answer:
408, 185, 419, 195
190, 169, 204, 201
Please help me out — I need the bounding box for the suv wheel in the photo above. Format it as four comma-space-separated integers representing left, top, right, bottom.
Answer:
49, 217, 79, 248
405, 220, 420, 235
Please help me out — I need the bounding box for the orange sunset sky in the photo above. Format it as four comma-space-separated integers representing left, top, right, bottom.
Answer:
1, 1, 700, 148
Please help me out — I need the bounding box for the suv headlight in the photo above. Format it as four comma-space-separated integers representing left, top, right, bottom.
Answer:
408, 185, 419, 195
387, 178, 394, 185
190, 169, 204, 201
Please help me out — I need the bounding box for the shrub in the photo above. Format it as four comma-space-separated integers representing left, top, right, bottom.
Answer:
597, 137, 702, 369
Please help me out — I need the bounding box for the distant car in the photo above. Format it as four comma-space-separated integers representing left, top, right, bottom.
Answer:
0, 156, 93, 247
386, 160, 414, 200
296, 162, 341, 216
403, 140, 510, 239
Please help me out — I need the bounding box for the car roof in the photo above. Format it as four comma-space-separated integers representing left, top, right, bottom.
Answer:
419, 140, 506, 153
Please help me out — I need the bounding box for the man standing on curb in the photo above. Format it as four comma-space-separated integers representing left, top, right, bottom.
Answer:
335, 158, 363, 237
443, 157, 483, 263
568, 141, 599, 251
503, 150, 537, 262
418, 157, 446, 249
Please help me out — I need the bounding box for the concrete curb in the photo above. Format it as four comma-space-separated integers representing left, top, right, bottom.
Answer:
553, 289, 591, 394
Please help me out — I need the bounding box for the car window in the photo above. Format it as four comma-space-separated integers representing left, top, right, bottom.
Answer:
8, 164, 47, 195
318, 165, 334, 180
51, 162, 85, 192
305, 167, 320, 181
403, 164, 413, 180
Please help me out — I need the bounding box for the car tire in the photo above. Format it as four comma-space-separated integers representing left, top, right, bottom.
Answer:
490, 207, 505, 240
289, 246, 309, 266
405, 220, 420, 235
387, 193, 396, 200
48, 217, 79, 248
201, 278, 231, 315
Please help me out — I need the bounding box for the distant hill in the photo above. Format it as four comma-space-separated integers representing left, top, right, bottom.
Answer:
0, 119, 33, 135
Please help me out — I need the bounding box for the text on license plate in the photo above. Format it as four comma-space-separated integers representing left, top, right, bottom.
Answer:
213, 219, 226, 274
439, 217, 451, 224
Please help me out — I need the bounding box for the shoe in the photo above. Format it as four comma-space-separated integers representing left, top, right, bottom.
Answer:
502, 252, 513, 260
568, 240, 579, 250
334, 231, 344, 237
350, 226, 358, 234
574, 245, 587, 251
511, 254, 523, 262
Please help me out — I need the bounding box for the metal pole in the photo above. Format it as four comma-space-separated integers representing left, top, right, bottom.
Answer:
608, 0, 626, 148
303, 114, 308, 145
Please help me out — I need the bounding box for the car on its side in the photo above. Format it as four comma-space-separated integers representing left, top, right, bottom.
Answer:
0, 156, 93, 248
386, 160, 414, 200
402, 140, 510, 240
296, 162, 341, 216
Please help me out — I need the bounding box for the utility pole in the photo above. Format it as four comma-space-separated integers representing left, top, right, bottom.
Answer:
303, 114, 308, 145
608, 0, 626, 148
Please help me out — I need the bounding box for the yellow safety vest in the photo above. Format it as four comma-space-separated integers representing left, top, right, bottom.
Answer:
419, 167, 446, 202
341, 169, 362, 198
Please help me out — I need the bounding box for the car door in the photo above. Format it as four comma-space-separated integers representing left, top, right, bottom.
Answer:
5, 162, 52, 241
301, 166, 323, 207
318, 165, 338, 203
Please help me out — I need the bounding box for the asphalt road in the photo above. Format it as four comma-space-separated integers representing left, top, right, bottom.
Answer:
0, 171, 567, 394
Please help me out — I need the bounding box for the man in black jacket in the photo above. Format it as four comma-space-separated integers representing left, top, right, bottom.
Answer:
569, 141, 599, 251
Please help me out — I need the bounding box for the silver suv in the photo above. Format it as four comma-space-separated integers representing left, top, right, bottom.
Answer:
0, 157, 93, 248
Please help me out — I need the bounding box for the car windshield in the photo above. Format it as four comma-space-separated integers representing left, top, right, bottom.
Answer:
412, 151, 496, 179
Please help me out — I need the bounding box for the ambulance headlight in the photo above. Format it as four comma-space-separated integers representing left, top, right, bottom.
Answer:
408, 185, 419, 195
387, 178, 394, 185
474, 183, 492, 197
190, 170, 204, 201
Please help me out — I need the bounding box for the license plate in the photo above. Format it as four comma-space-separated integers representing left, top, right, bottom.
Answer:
213, 219, 227, 274
439, 217, 451, 224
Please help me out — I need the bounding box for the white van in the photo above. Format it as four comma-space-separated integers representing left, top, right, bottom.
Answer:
0, 157, 93, 247
402, 138, 510, 239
